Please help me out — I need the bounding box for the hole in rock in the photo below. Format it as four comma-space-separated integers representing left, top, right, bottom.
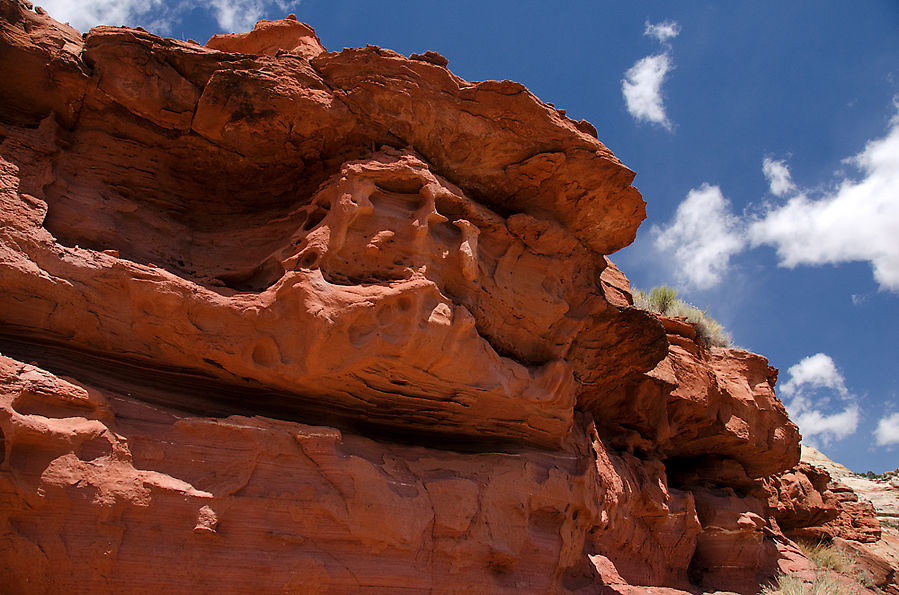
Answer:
251, 340, 279, 368
369, 192, 425, 216
11, 388, 94, 419
432, 194, 466, 222
77, 435, 114, 461
320, 266, 408, 287
215, 258, 284, 292
430, 220, 462, 244
663, 454, 756, 496
298, 250, 320, 269
487, 550, 519, 574
302, 205, 329, 231
374, 178, 426, 195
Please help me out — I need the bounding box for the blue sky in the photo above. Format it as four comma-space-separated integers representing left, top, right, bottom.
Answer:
42, 1, 899, 473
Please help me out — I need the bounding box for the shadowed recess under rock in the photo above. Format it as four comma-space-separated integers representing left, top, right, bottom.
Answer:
0, 332, 548, 453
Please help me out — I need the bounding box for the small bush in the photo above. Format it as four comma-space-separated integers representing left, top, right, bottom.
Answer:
649, 285, 678, 313
632, 285, 731, 347
761, 573, 843, 595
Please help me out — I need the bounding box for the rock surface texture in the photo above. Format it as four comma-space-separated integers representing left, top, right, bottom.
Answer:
0, 2, 894, 593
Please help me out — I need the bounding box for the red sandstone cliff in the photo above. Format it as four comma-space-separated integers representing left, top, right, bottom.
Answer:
0, 2, 894, 593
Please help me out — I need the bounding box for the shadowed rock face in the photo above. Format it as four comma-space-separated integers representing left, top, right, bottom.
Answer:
0, 2, 845, 593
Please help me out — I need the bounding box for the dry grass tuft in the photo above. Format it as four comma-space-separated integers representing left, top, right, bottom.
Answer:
795, 540, 853, 574
767, 540, 876, 593
760, 573, 844, 595
632, 285, 731, 347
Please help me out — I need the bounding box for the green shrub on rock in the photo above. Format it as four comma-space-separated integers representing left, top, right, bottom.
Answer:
632, 285, 731, 347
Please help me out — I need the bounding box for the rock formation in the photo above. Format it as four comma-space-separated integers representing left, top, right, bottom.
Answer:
0, 2, 894, 592
802, 445, 899, 531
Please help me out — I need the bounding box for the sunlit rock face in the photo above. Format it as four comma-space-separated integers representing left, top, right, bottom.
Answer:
6, 2, 883, 593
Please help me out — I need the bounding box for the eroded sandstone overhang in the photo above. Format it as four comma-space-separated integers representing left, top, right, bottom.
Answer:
0, 0, 665, 448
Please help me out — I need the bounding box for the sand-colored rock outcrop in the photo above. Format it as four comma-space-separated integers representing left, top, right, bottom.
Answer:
2, 1, 888, 592
764, 452, 899, 593
767, 457, 884, 544
803, 445, 899, 529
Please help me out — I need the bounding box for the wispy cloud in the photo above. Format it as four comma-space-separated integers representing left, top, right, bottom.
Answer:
749, 110, 899, 292
780, 353, 859, 446
651, 184, 745, 289
644, 20, 680, 44
41, 0, 171, 32
622, 20, 679, 131
207, 0, 268, 33
762, 157, 796, 197
875, 412, 899, 446
38, 0, 299, 34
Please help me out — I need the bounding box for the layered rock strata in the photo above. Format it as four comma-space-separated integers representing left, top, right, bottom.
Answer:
1, 2, 889, 593
766, 459, 898, 592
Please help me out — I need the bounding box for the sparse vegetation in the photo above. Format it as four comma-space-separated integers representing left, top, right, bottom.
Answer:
761, 573, 843, 595
859, 466, 899, 482
783, 540, 877, 592
795, 541, 852, 574
632, 285, 731, 347
635, 285, 678, 314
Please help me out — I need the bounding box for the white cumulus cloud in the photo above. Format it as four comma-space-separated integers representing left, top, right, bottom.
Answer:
762, 157, 796, 197
651, 184, 745, 289
37, 0, 299, 34
780, 353, 859, 446
622, 20, 679, 131
792, 406, 860, 444
875, 412, 899, 446
622, 55, 674, 130
779, 353, 848, 397
750, 111, 899, 292
644, 20, 680, 44
651, 107, 899, 291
